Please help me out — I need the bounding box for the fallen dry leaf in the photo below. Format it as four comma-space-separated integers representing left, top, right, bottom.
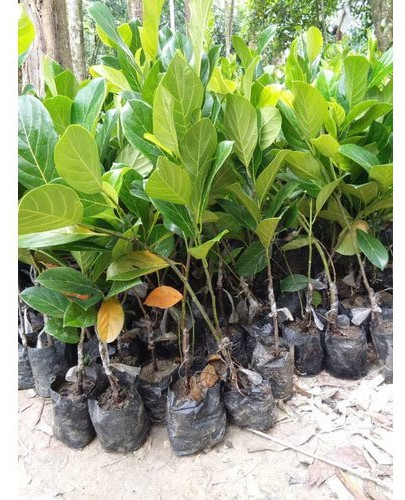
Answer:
330, 446, 369, 470
189, 376, 203, 402
200, 364, 218, 388
144, 286, 183, 309
308, 459, 336, 486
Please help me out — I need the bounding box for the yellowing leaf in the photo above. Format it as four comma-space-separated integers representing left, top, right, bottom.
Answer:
144, 285, 183, 309
97, 298, 124, 343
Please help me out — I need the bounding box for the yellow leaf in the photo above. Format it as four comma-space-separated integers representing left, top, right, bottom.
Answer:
144, 285, 183, 309
97, 298, 124, 343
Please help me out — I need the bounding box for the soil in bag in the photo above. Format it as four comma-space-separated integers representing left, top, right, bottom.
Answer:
282, 320, 323, 376
88, 371, 150, 453
18, 342, 35, 390
28, 343, 69, 398
50, 372, 97, 449
166, 375, 226, 457
224, 375, 276, 431
324, 325, 368, 379
370, 309, 393, 383
138, 359, 179, 424
251, 339, 294, 401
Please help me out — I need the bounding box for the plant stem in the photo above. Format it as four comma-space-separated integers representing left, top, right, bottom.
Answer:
305, 201, 314, 326
99, 341, 120, 401
202, 256, 221, 337
266, 248, 279, 356
217, 256, 228, 335
181, 252, 192, 390
18, 299, 28, 349
77, 327, 85, 395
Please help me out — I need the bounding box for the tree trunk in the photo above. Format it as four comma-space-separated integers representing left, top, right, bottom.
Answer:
185, 0, 190, 35
66, 0, 86, 81
370, 0, 393, 52
169, 0, 176, 33
225, 0, 235, 56
127, 0, 143, 22
22, 0, 73, 96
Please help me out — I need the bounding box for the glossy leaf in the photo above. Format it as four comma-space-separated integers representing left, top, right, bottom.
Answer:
71, 78, 107, 133
255, 218, 280, 249
54, 125, 102, 194
97, 297, 125, 343
144, 286, 183, 309
18, 95, 58, 189
189, 0, 213, 75
339, 144, 379, 171
224, 94, 258, 168
151, 200, 195, 239
311, 134, 339, 158
20, 287, 69, 318
44, 317, 80, 344
139, 0, 164, 61
255, 150, 289, 206
189, 230, 229, 260
305, 26, 323, 63
152, 83, 179, 155
38, 267, 102, 298
106, 278, 142, 299
43, 96, 72, 135
281, 237, 309, 251
259, 107, 282, 151
180, 118, 217, 179
235, 242, 267, 277
285, 151, 323, 181
356, 229, 389, 271
292, 81, 328, 139
344, 182, 379, 205
344, 56, 370, 108
63, 303, 97, 328
369, 164, 393, 191
280, 274, 308, 292
315, 178, 343, 214
145, 157, 191, 205
18, 226, 105, 249
232, 35, 253, 69
19, 184, 83, 235
106, 251, 168, 281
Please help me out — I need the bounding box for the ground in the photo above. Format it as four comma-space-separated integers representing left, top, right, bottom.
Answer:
19, 365, 393, 500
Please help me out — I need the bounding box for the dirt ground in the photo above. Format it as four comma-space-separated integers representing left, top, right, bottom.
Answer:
19, 365, 393, 500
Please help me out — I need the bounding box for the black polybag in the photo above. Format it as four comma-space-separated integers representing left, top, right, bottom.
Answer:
18, 343, 35, 390
282, 324, 323, 375
28, 344, 68, 397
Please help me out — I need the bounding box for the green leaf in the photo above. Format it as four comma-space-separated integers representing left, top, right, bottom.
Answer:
107, 251, 168, 281
89, 65, 130, 93
63, 303, 97, 328
152, 200, 195, 238
305, 26, 323, 63
19, 185, 83, 235
235, 242, 267, 277
315, 178, 343, 214
292, 81, 328, 139
152, 83, 179, 155
255, 218, 280, 249
160, 53, 204, 141
257, 25, 276, 54
258, 84, 282, 108
54, 125, 102, 194
224, 94, 258, 168
189, 230, 228, 260
367, 47, 393, 90
280, 274, 308, 292
18, 95, 58, 190
180, 118, 217, 179
38, 267, 102, 297
349, 103, 392, 135
119, 170, 150, 224
189, 0, 213, 75
339, 144, 379, 171
344, 55, 370, 108
227, 183, 261, 224
139, 0, 164, 61
44, 317, 80, 344
107, 278, 142, 298
145, 157, 191, 205
311, 134, 339, 158
71, 78, 107, 133
344, 182, 379, 205
285, 151, 323, 181
148, 224, 175, 257
20, 287, 69, 318
43, 96, 72, 135
54, 70, 80, 99
232, 35, 253, 69
356, 229, 389, 271
18, 5, 35, 56
18, 226, 106, 249
259, 106, 282, 151
369, 164, 393, 191
242, 56, 260, 101
97, 109, 119, 162
255, 150, 289, 207
117, 143, 153, 177
281, 237, 309, 251
121, 99, 160, 163
359, 197, 393, 218
343, 100, 378, 128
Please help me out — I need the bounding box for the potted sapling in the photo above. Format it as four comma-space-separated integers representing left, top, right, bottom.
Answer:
18, 295, 35, 390
88, 296, 150, 452
137, 285, 183, 424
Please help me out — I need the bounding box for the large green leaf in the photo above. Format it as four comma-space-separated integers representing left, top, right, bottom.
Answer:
19, 184, 83, 235
145, 157, 191, 205
224, 94, 258, 168
315, 178, 343, 214
305, 26, 323, 63
151, 199, 195, 238
20, 287, 69, 318
43, 96, 72, 135
285, 151, 323, 181
180, 118, 217, 179
54, 125, 102, 194
121, 99, 160, 163
97, 109, 119, 162
356, 229, 389, 271
349, 103, 392, 135
189, 0, 213, 75
189, 230, 228, 260
139, 0, 164, 61
160, 53, 204, 141
107, 251, 168, 281
44, 317, 80, 344
280, 274, 309, 292
255, 150, 289, 206
339, 144, 379, 171
369, 164, 393, 191
255, 218, 280, 249
227, 183, 261, 224
18, 95, 58, 189
344, 55, 370, 108
89, 65, 131, 93
311, 134, 339, 158
292, 81, 328, 139
71, 78, 107, 134
235, 242, 267, 277
106, 278, 142, 298
117, 143, 153, 177
259, 107, 282, 151
232, 35, 253, 69
367, 47, 393, 90
344, 182, 379, 205
152, 83, 179, 155
38, 267, 102, 297
63, 303, 97, 328
54, 70, 80, 99
18, 226, 106, 249
242, 56, 260, 100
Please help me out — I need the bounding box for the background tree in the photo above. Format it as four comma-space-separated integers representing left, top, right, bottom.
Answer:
369, 0, 393, 51
127, 0, 143, 20
66, 0, 87, 81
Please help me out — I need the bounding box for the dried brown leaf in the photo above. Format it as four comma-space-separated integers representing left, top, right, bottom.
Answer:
189, 376, 203, 402
200, 364, 218, 388
308, 459, 336, 486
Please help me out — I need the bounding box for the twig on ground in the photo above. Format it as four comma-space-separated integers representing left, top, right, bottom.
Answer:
101, 456, 127, 469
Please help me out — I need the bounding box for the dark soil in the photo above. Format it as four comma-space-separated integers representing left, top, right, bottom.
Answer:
172, 376, 207, 403
331, 325, 364, 340
57, 379, 95, 401
111, 353, 139, 367
260, 343, 290, 362
97, 385, 131, 410
288, 318, 319, 336
140, 359, 179, 383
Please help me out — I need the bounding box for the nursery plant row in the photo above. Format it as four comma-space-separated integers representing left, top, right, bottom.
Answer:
17, 0, 393, 456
